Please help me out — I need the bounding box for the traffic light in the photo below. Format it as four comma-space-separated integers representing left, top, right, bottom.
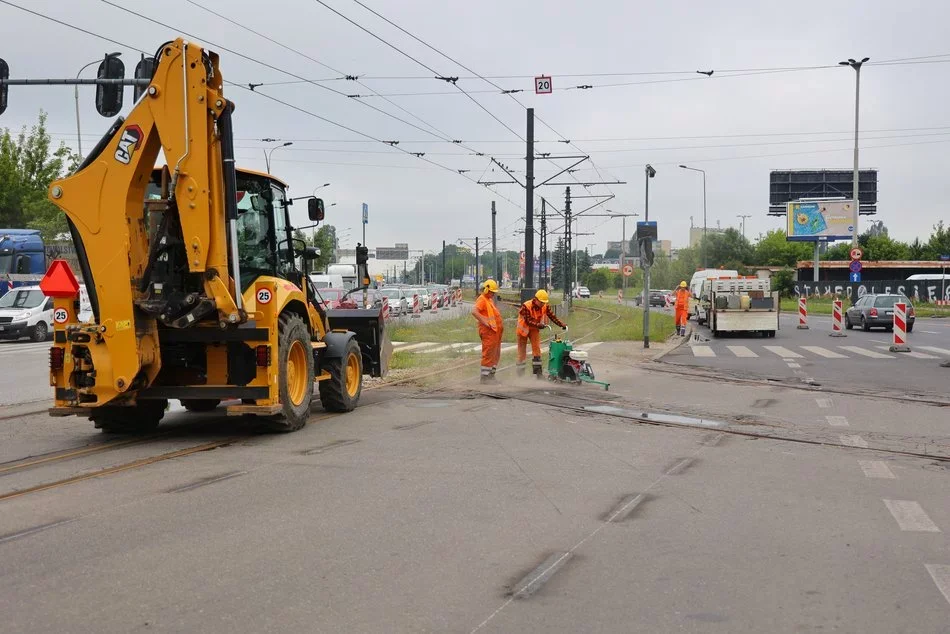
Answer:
0, 58, 8, 116
356, 244, 370, 288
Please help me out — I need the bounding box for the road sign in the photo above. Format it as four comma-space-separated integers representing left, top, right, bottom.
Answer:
850, 247, 863, 260
534, 75, 552, 95
622, 264, 634, 277
849, 260, 862, 273
850, 272, 862, 282
636, 221, 658, 241
362, 203, 368, 225
940, 254, 950, 261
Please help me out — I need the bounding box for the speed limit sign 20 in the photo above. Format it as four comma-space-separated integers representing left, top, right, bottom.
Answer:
534, 75, 552, 95
256, 288, 273, 305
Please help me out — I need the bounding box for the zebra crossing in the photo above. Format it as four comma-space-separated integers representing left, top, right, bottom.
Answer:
688, 342, 950, 361
392, 341, 604, 355
0, 341, 51, 356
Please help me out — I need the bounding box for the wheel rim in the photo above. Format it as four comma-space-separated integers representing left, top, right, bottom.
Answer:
286, 340, 308, 406
345, 352, 360, 398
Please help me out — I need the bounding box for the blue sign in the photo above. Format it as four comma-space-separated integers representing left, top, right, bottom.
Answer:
362, 203, 368, 225
849, 260, 862, 273
636, 220, 658, 241
940, 254, 950, 261
850, 272, 862, 282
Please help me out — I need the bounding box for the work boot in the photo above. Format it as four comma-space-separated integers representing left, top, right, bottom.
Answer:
480, 374, 496, 384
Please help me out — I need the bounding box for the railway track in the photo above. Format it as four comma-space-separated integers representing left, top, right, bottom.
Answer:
0, 302, 625, 503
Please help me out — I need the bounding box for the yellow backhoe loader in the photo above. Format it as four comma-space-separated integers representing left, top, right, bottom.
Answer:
7, 38, 389, 432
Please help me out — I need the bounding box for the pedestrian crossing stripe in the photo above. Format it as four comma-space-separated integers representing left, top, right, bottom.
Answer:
687, 344, 950, 360
0, 342, 51, 355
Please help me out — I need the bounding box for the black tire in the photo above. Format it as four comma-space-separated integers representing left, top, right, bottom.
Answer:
263, 313, 314, 432
319, 338, 362, 412
885, 325, 893, 332
906, 323, 914, 333
92, 399, 167, 434
767, 330, 776, 338
182, 399, 221, 413
845, 314, 853, 330
861, 316, 870, 332
31, 321, 48, 342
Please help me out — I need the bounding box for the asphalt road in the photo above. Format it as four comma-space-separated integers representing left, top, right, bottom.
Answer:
664, 311, 950, 400
1, 340, 949, 632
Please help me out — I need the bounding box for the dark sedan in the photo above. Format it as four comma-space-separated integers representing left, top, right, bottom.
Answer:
845, 294, 915, 332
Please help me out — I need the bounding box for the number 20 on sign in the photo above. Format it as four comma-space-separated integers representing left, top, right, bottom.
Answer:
535, 75, 552, 94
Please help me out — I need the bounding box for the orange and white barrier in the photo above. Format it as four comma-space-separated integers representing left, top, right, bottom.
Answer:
617, 289, 623, 304
455, 289, 462, 304
411, 293, 421, 318
430, 292, 440, 313
441, 290, 450, 309
889, 302, 911, 352
797, 297, 808, 330
829, 299, 846, 337
381, 297, 390, 320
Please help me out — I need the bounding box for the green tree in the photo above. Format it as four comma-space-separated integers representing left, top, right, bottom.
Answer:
306, 224, 336, 271
584, 268, 610, 293
753, 230, 813, 267
863, 233, 909, 260
0, 111, 74, 239
926, 220, 950, 259
701, 228, 753, 269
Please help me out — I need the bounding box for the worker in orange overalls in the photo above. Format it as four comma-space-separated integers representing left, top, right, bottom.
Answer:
517, 289, 566, 377
674, 280, 691, 336
471, 279, 503, 383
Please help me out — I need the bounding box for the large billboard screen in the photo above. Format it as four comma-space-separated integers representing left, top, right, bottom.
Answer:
376, 246, 409, 260
786, 200, 855, 242
769, 169, 877, 216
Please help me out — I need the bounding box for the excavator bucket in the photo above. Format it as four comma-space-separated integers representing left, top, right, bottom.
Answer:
326, 308, 391, 378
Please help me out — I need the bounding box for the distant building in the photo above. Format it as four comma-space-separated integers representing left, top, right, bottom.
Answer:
605, 241, 624, 253
689, 227, 726, 247
657, 240, 672, 256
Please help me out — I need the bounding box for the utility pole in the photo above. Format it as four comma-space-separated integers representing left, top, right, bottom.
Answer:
539, 198, 547, 290
737, 214, 751, 240
441, 240, 446, 284
642, 164, 656, 349
524, 108, 535, 289
491, 201, 499, 283
563, 187, 572, 310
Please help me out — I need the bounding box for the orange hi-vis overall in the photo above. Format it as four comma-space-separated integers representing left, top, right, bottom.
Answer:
674, 287, 690, 329
474, 293, 503, 376
517, 300, 566, 373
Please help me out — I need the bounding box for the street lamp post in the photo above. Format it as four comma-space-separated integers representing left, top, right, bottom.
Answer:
839, 57, 869, 247
642, 164, 656, 349
605, 210, 639, 295
263, 141, 293, 173
737, 214, 751, 240
75, 53, 121, 159
679, 164, 707, 268
312, 183, 330, 196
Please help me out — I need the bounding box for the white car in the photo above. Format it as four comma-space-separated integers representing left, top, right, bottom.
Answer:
577, 286, 591, 299
377, 288, 408, 315
0, 285, 53, 342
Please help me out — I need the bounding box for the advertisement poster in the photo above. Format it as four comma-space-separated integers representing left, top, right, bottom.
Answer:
786, 200, 855, 241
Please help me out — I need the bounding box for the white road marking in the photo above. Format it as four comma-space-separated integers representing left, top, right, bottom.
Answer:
858, 460, 896, 479
917, 345, 950, 357
394, 342, 438, 352
883, 500, 941, 532
801, 346, 849, 359
500, 344, 517, 352
840, 435, 868, 448
925, 564, 950, 606
816, 398, 834, 408
420, 344, 453, 354
763, 346, 803, 358
838, 346, 894, 359
825, 415, 849, 427
726, 345, 758, 358
577, 341, 603, 350
787, 362, 801, 368
874, 345, 939, 360
691, 346, 716, 357
391, 341, 409, 348
920, 330, 941, 335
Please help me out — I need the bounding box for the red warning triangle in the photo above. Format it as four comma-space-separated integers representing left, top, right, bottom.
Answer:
40, 259, 80, 298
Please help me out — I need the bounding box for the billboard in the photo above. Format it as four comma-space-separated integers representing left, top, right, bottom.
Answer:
769, 169, 877, 216
786, 200, 855, 242
376, 246, 409, 260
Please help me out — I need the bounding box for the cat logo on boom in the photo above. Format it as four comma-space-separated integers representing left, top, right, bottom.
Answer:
114, 124, 143, 164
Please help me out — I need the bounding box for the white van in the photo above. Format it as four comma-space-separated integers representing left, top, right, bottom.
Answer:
308, 274, 345, 290
0, 285, 53, 342
689, 269, 738, 325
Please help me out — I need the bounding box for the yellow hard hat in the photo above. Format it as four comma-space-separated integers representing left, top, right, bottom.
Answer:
482, 279, 499, 293
534, 289, 549, 303
679, 281, 688, 288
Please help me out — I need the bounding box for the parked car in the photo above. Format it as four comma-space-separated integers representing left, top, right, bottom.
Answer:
316, 288, 348, 310
377, 288, 408, 315
577, 286, 591, 299
0, 285, 53, 342
845, 294, 915, 332
411, 287, 431, 310
648, 290, 668, 307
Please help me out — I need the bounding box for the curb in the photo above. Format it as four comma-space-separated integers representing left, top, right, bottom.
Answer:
650, 324, 693, 362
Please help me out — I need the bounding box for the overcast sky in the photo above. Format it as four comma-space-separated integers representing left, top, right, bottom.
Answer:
2, 0, 949, 257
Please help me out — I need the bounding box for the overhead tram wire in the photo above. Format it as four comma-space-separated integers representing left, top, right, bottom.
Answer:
313, 0, 525, 142
343, 0, 615, 200
1, 0, 524, 212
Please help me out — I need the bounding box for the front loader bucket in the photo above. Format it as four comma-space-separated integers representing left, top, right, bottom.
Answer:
326, 308, 391, 378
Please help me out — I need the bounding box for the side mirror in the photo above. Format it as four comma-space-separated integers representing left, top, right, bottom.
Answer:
95, 54, 125, 117
308, 198, 325, 222
302, 246, 320, 261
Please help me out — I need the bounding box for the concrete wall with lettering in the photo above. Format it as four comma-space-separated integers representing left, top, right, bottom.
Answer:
793, 279, 950, 303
